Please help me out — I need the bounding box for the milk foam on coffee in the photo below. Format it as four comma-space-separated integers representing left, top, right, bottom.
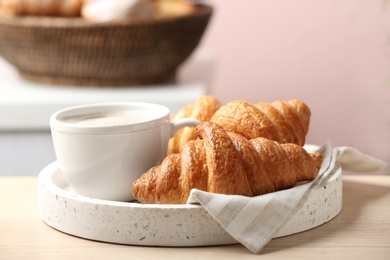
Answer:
64, 110, 158, 126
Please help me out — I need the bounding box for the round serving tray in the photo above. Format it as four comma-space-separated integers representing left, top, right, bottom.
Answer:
38, 160, 342, 247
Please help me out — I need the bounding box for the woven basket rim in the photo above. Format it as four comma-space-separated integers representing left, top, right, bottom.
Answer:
0, 4, 212, 28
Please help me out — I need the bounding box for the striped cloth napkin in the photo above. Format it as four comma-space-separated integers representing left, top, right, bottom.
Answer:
186, 142, 387, 254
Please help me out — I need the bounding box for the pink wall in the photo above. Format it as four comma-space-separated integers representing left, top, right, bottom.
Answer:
195, 0, 390, 174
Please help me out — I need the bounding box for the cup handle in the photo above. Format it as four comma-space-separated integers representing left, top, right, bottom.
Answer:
170, 118, 200, 137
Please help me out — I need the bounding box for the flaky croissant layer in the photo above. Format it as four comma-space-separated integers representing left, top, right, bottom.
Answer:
167, 95, 222, 155
168, 97, 312, 155
211, 99, 311, 146
132, 121, 323, 204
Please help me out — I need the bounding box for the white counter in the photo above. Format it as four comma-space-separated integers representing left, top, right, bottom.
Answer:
0, 58, 207, 131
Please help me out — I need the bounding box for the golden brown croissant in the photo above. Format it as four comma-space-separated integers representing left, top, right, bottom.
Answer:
210, 99, 311, 146
168, 97, 311, 155
153, 0, 195, 18
0, 0, 82, 17
167, 95, 222, 154
132, 121, 323, 204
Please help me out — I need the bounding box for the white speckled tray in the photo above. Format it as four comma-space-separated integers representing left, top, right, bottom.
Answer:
38, 160, 342, 247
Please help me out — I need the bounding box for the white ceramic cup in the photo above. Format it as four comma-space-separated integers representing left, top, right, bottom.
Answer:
50, 102, 199, 202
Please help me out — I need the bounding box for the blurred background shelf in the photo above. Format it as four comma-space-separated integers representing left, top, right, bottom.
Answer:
0, 50, 214, 176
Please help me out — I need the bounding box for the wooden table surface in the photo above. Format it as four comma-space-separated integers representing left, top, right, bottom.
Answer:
1, 175, 389, 259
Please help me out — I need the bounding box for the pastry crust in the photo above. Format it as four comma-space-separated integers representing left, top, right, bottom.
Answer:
211, 99, 311, 146
0, 0, 82, 17
167, 95, 222, 154
132, 121, 323, 204
168, 97, 312, 154
153, 0, 195, 18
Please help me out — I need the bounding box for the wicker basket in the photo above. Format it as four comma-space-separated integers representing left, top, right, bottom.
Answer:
0, 4, 212, 87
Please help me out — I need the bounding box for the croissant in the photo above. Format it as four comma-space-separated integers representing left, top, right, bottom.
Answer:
132, 121, 323, 204
0, 0, 82, 17
168, 98, 311, 155
210, 99, 311, 146
153, 0, 195, 18
167, 95, 222, 154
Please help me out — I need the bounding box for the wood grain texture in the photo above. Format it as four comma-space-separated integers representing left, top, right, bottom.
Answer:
0, 175, 389, 259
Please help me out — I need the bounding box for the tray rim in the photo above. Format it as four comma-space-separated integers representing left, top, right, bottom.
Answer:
41, 161, 203, 209
37, 145, 343, 247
